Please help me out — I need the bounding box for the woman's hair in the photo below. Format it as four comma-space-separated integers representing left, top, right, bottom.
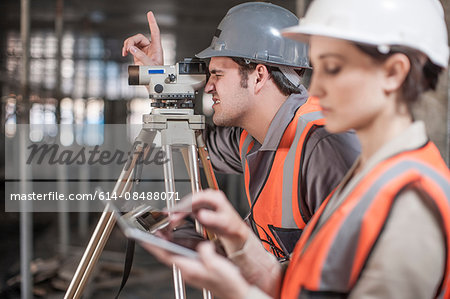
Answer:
355, 43, 443, 109
230, 57, 305, 96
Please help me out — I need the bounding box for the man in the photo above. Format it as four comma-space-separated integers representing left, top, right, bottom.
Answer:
123, 3, 360, 259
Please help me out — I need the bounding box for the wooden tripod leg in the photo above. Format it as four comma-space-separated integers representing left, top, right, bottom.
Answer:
180, 148, 191, 180
196, 132, 219, 190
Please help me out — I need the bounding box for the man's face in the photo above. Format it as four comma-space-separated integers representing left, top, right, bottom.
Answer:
205, 57, 253, 127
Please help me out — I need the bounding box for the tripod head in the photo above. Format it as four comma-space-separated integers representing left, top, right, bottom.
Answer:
128, 58, 207, 108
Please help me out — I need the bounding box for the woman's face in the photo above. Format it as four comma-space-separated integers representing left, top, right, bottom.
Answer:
308, 36, 390, 134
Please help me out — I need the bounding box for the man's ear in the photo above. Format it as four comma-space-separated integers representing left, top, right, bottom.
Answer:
382, 53, 410, 94
254, 64, 270, 94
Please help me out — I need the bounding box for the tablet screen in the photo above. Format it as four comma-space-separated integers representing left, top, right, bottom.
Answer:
107, 201, 204, 258
132, 209, 205, 251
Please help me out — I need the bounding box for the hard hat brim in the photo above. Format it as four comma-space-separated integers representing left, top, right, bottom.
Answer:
282, 24, 449, 69
196, 47, 312, 69
195, 47, 238, 59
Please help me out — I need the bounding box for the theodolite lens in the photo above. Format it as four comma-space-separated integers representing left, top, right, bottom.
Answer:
128, 65, 140, 85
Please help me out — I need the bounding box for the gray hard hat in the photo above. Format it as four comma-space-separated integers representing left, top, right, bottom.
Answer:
196, 2, 310, 68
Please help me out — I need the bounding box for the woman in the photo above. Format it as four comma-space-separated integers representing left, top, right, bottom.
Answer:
143, 0, 450, 298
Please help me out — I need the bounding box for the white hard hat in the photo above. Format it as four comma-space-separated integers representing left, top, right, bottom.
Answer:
282, 0, 449, 68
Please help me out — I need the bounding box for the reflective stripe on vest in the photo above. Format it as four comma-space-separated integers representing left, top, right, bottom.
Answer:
239, 97, 325, 254
281, 142, 450, 298
282, 110, 324, 228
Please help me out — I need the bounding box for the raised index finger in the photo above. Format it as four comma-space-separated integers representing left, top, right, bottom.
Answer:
147, 11, 161, 44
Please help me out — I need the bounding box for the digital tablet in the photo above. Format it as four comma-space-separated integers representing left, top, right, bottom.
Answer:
105, 199, 200, 259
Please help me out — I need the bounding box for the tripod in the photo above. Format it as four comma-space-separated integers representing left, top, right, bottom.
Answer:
65, 107, 218, 299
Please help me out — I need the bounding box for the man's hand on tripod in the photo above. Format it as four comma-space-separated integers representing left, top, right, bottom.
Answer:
122, 11, 164, 66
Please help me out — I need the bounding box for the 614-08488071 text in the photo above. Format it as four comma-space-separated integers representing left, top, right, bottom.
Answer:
98, 191, 180, 201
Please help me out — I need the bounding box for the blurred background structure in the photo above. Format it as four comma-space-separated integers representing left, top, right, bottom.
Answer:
0, 0, 448, 298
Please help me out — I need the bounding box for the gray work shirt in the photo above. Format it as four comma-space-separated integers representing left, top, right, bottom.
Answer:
205, 90, 360, 225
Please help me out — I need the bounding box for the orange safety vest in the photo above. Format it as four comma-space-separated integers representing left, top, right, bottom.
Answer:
281, 141, 450, 298
239, 97, 325, 257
